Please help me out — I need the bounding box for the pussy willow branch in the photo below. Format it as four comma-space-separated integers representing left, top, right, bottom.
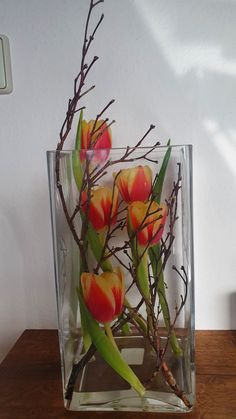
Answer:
107, 244, 133, 272
92, 119, 116, 146
90, 99, 115, 144
55, 0, 105, 273
90, 124, 156, 184
58, 0, 104, 150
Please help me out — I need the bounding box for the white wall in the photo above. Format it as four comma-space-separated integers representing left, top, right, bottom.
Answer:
0, 0, 235, 362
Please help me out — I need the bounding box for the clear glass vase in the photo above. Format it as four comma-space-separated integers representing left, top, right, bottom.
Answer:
47, 145, 195, 413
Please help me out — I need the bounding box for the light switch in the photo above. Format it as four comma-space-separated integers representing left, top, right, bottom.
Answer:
0, 35, 13, 94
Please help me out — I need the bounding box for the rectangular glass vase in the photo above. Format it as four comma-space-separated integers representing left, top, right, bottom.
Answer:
47, 145, 195, 413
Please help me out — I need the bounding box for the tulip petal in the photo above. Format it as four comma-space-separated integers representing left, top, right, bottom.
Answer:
82, 186, 118, 231
128, 201, 167, 247
80, 119, 112, 163
81, 190, 105, 230
128, 166, 152, 202
81, 273, 116, 323
128, 201, 144, 229
137, 228, 149, 247
93, 121, 112, 150
101, 271, 124, 318
120, 171, 131, 201
88, 201, 106, 230
81, 270, 125, 324
110, 267, 125, 316
116, 166, 152, 203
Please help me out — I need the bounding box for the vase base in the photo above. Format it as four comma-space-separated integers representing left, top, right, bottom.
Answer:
69, 390, 194, 413
65, 335, 195, 412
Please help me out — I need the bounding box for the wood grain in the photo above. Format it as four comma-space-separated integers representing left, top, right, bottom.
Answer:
0, 330, 235, 418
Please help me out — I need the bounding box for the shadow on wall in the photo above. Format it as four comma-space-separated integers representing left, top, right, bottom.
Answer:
229, 292, 236, 330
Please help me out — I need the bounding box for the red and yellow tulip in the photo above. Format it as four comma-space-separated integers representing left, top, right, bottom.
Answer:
128, 200, 167, 247
81, 186, 118, 231
80, 119, 112, 162
115, 165, 152, 203
81, 267, 124, 324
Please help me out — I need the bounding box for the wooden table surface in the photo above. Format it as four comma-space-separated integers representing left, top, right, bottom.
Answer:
0, 330, 235, 419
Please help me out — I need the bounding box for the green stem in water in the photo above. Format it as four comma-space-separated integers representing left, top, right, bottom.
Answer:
150, 141, 183, 357
124, 297, 147, 334
86, 219, 113, 272
78, 280, 92, 352
149, 245, 183, 356
136, 248, 150, 301
132, 243, 154, 335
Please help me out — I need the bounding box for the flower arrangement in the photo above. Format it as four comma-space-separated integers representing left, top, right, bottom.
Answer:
49, 0, 194, 412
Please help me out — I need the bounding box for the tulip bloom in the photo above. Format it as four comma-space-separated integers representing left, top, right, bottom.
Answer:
81, 186, 118, 231
80, 119, 112, 162
115, 165, 152, 203
128, 200, 167, 247
81, 268, 124, 324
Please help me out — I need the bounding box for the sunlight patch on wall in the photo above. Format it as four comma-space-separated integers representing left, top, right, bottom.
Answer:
203, 118, 236, 177
134, 1, 236, 78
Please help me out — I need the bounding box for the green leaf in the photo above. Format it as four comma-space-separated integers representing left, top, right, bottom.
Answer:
149, 245, 183, 356
124, 297, 147, 333
149, 140, 183, 356
72, 110, 83, 190
84, 216, 113, 272
78, 281, 92, 352
121, 322, 131, 335
75, 109, 83, 150
78, 290, 145, 396
153, 139, 171, 204
72, 110, 92, 351
136, 248, 150, 301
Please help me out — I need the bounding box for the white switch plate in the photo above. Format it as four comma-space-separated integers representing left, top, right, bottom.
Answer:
0, 35, 13, 94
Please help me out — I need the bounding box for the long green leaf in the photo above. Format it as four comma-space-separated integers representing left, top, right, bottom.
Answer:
152, 139, 171, 204
149, 245, 182, 356
78, 290, 145, 396
72, 110, 92, 351
86, 221, 113, 272
149, 140, 183, 356
136, 249, 150, 301
78, 280, 91, 351
72, 110, 83, 190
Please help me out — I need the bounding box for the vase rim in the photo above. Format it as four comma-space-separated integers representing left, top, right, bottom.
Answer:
46, 144, 192, 154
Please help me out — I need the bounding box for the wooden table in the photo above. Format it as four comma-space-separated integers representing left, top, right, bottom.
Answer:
0, 330, 235, 418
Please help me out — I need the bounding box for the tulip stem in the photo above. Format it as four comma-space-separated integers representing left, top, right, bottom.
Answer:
124, 297, 147, 334
149, 244, 183, 356
136, 248, 150, 301
131, 242, 155, 337
104, 323, 119, 351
